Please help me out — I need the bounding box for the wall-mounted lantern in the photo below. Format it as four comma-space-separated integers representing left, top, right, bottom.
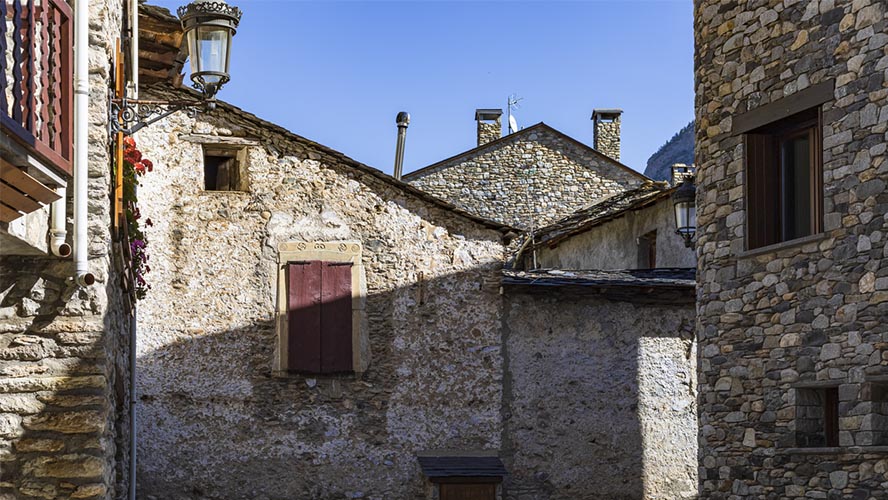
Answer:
178, 0, 242, 100
110, 0, 242, 135
672, 177, 696, 248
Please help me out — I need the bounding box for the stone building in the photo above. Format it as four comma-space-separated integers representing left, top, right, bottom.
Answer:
403, 112, 647, 229
1, 0, 136, 498
133, 82, 512, 499
129, 79, 697, 499
501, 268, 697, 500
513, 167, 697, 271
695, 0, 888, 498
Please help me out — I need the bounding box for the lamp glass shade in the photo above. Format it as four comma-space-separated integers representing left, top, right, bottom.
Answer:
674, 201, 696, 236
187, 25, 232, 85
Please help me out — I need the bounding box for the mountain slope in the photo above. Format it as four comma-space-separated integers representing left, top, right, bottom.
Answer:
643, 121, 694, 182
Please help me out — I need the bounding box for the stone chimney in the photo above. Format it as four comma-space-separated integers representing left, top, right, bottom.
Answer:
670, 163, 695, 186
475, 109, 503, 146
591, 109, 622, 161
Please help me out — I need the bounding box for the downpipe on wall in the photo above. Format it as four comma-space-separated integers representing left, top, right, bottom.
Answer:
49, 187, 71, 257
73, 0, 94, 287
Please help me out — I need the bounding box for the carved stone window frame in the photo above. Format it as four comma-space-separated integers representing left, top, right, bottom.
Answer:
273, 241, 369, 375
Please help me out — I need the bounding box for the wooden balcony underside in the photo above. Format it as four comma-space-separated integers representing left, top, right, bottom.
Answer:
0, 158, 60, 223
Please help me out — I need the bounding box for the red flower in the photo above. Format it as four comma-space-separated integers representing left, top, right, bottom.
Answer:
141, 159, 153, 172
125, 149, 142, 164
123, 136, 136, 150
134, 162, 145, 175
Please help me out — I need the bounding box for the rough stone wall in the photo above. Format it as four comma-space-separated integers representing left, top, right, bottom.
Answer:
502, 291, 697, 500
134, 89, 506, 499
531, 198, 697, 270
594, 116, 621, 162
406, 126, 644, 229
0, 0, 132, 498
695, 0, 888, 498
478, 119, 502, 146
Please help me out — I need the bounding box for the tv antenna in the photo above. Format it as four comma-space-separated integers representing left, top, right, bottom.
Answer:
507, 94, 523, 134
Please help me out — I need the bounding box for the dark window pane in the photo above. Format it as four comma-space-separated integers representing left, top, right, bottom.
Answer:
781, 133, 812, 241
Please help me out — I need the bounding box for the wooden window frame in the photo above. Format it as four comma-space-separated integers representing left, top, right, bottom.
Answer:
744, 107, 823, 250
202, 144, 249, 192
273, 241, 369, 375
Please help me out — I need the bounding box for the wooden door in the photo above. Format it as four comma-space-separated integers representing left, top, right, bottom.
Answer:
439, 483, 496, 500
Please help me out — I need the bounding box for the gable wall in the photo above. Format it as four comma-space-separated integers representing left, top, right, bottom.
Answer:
133, 92, 506, 499
532, 198, 696, 270
406, 129, 644, 229
695, 0, 888, 498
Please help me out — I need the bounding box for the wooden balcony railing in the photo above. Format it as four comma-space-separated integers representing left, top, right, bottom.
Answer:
1, 0, 73, 177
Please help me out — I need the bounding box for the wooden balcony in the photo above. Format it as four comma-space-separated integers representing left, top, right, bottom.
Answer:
1, 0, 73, 177
1, 0, 72, 224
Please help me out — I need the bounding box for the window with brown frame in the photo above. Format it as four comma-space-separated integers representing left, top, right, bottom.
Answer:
203, 145, 249, 192
745, 107, 822, 250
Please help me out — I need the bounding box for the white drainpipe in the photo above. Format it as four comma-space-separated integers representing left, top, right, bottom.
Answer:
73, 0, 94, 287
49, 186, 71, 257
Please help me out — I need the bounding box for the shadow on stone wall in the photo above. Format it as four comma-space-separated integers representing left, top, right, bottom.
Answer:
133, 266, 697, 500
501, 291, 697, 500
134, 268, 503, 500
0, 255, 131, 500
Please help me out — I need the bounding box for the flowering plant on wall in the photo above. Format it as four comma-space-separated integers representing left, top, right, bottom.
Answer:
122, 136, 153, 300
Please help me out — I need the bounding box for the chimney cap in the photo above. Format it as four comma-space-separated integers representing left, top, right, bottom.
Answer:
591, 108, 623, 120
475, 109, 503, 121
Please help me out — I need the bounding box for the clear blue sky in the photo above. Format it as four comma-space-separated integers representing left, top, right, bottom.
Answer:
153, 0, 694, 175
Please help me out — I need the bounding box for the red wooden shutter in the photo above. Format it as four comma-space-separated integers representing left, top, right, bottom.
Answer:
287, 261, 353, 373
288, 262, 322, 373
745, 133, 780, 249
321, 262, 353, 373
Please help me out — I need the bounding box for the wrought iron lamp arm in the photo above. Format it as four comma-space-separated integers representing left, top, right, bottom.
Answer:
109, 97, 215, 136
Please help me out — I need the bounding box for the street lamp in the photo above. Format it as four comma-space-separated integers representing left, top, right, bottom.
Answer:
110, 0, 243, 135
672, 177, 696, 248
178, 0, 242, 100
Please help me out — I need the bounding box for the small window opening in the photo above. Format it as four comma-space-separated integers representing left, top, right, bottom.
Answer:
796, 387, 839, 447
637, 230, 657, 269
203, 146, 248, 192
864, 382, 888, 445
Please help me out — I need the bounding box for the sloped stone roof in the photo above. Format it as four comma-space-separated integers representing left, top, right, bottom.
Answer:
142, 84, 517, 234
502, 268, 695, 303
513, 181, 675, 263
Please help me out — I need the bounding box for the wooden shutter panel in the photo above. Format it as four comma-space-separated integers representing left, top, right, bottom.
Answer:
320, 262, 353, 373
287, 262, 322, 373
745, 133, 780, 249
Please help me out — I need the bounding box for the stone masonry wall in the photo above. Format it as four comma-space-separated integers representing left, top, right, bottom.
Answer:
478, 119, 502, 146
502, 291, 697, 500
134, 87, 506, 499
406, 126, 644, 229
532, 198, 697, 271
594, 116, 621, 162
695, 0, 888, 498
0, 0, 132, 498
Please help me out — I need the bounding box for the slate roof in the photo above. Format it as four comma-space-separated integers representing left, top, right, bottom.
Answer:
502, 268, 695, 304
502, 268, 695, 288
513, 181, 675, 263
401, 122, 649, 182
417, 455, 508, 479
